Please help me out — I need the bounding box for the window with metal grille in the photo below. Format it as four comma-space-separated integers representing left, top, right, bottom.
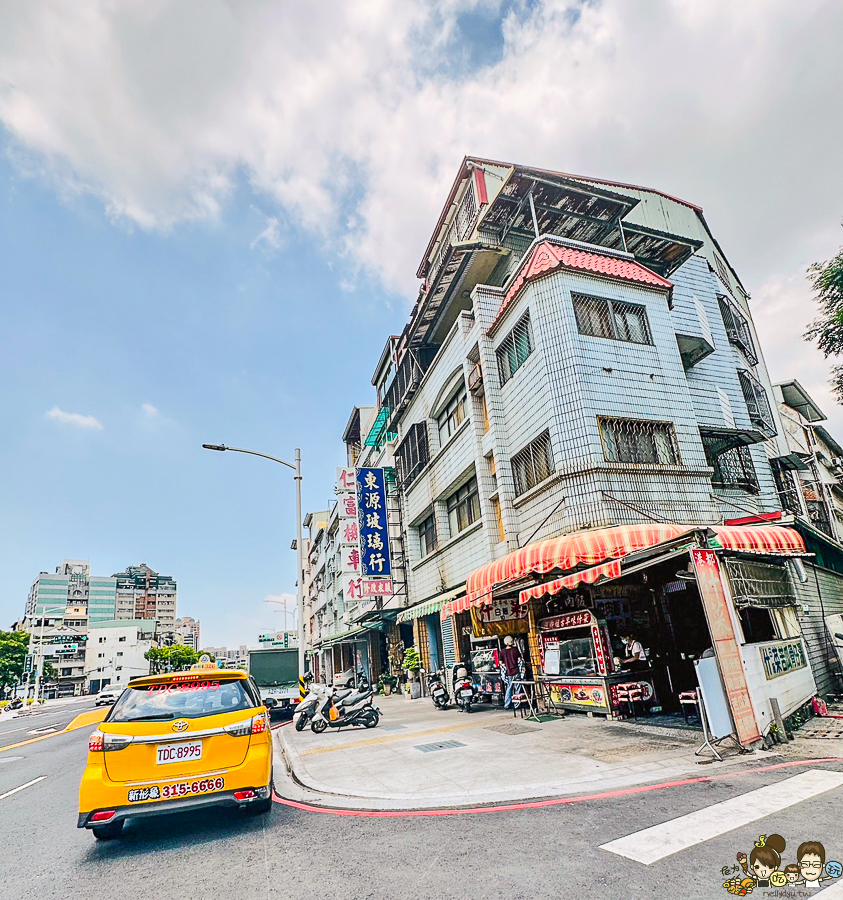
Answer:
770, 458, 803, 515
738, 370, 776, 435
396, 422, 429, 488
496, 312, 533, 385
598, 418, 679, 465
572, 293, 652, 345
437, 385, 467, 445
724, 559, 796, 609
702, 439, 759, 493
718, 295, 758, 365
417, 513, 438, 557
446, 477, 481, 536
713, 253, 732, 290
511, 430, 555, 496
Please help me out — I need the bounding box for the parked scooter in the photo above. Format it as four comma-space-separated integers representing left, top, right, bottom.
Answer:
293, 674, 331, 732
425, 668, 450, 709
452, 662, 477, 713
310, 684, 380, 733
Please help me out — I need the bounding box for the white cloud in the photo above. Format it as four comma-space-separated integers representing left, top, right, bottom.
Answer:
249, 212, 282, 252
3, 1, 843, 395
46, 406, 103, 430
141, 402, 159, 418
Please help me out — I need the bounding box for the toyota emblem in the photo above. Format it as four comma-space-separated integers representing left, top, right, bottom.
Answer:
171, 719, 189, 732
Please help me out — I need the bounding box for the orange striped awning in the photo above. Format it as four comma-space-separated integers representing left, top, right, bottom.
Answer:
518, 560, 622, 605
458, 522, 807, 613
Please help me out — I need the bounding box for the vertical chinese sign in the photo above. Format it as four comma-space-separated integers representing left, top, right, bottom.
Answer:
691, 548, 761, 746
356, 468, 393, 597
336, 468, 364, 603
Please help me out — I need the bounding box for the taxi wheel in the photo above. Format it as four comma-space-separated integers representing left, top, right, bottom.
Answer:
92, 821, 123, 841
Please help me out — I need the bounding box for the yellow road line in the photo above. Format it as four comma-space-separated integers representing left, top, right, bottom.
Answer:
297, 720, 487, 757
0, 707, 107, 753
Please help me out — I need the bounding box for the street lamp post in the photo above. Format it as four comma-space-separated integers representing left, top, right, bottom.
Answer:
202, 443, 306, 677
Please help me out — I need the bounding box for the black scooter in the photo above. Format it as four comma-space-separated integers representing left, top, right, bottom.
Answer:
452, 662, 477, 713
425, 668, 450, 709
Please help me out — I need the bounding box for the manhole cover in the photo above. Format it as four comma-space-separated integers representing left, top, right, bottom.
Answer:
797, 729, 843, 740
379, 724, 407, 732
415, 740, 466, 753
485, 723, 541, 736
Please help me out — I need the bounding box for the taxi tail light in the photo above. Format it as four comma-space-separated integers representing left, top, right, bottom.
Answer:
234, 790, 256, 800
223, 713, 268, 737
88, 731, 104, 752
90, 810, 116, 822
102, 733, 134, 752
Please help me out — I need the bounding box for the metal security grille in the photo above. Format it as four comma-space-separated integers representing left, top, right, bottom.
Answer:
598, 418, 679, 465
396, 422, 429, 488
441, 615, 456, 667
718, 294, 758, 365
770, 458, 803, 515
511, 430, 554, 496
702, 440, 759, 493
713, 253, 732, 290
724, 558, 796, 609
572, 293, 652, 345
738, 370, 776, 435
496, 312, 533, 385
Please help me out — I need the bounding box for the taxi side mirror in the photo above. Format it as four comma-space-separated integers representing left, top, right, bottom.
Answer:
264, 697, 278, 709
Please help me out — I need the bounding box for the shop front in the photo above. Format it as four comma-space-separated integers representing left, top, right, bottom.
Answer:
441, 522, 816, 744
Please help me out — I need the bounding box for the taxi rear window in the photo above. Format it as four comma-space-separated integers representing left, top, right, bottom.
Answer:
107, 678, 255, 722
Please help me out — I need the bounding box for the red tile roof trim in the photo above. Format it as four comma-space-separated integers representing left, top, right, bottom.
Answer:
488, 241, 673, 335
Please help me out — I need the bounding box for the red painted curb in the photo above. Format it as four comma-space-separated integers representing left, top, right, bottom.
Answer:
272, 757, 842, 818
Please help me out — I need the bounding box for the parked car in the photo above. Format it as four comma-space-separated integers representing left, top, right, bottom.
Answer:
94, 686, 124, 706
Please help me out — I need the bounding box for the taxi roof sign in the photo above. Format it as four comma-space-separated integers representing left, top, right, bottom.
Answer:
199, 653, 211, 663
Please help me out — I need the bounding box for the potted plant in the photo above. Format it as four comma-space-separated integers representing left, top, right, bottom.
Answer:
402, 647, 422, 699
378, 674, 397, 696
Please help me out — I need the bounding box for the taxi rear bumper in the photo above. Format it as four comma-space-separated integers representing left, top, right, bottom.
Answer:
77, 784, 272, 828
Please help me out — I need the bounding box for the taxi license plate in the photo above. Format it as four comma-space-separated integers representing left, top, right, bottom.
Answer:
156, 740, 203, 765
128, 777, 224, 803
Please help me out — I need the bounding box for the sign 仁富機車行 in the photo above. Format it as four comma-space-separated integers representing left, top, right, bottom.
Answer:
51, 634, 87, 643
356, 468, 392, 580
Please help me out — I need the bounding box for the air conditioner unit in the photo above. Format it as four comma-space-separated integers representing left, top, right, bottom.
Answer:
468, 362, 484, 395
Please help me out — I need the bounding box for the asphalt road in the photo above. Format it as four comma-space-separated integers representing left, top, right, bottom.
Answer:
1, 711, 842, 900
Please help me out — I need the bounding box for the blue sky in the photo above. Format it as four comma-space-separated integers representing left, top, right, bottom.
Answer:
2, 1, 843, 646
0, 154, 406, 645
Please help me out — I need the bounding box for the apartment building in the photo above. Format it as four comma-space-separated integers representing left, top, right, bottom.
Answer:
175, 616, 201, 651
303, 158, 842, 741
113, 564, 177, 636
85, 619, 156, 693
26, 560, 118, 625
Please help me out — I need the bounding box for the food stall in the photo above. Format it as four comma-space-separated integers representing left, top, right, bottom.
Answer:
538, 609, 655, 717
467, 598, 529, 704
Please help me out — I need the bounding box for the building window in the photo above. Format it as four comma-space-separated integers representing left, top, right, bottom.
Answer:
98, 652, 104, 659
713, 253, 732, 291
599, 418, 679, 465
437, 385, 467, 445
770, 459, 802, 515
116, 652, 123, 657
446, 477, 481, 536
511, 430, 555, 496
496, 312, 533, 385
738, 370, 776, 435
702, 440, 759, 493
572, 294, 652, 345
396, 422, 430, 488
490, 496, 505, 543
718, 295, 758, 365
417, 514, 438, 558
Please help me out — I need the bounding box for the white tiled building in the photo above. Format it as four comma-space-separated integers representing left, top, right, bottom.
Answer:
84, 619, 156, 693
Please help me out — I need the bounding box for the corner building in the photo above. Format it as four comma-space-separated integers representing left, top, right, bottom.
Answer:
370, 158, 834, 741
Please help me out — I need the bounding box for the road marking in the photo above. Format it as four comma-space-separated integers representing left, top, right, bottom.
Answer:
600, 769, 843, 864
0, 776, 46, 801
0, 707, 106, 753
28, 727, 57, 735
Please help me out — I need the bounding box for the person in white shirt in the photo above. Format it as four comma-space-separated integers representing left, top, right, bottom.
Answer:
619, 633, 647, 670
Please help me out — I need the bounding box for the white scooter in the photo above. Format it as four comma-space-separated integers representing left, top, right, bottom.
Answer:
293, 675, 332, 732
309, 684, 380, 733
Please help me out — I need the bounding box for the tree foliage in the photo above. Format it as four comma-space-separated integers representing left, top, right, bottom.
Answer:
0, 631, 30, 692
144, 644, 200, 674
805, 243, 843, 401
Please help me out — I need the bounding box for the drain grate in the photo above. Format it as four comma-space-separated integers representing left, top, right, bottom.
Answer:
415, 740, 466, 753
485, 723, 540, 736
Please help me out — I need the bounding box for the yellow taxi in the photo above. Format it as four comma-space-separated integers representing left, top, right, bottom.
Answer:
78, 664, 276, 840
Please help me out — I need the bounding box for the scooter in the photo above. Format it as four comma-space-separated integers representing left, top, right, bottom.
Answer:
3, 697, 23, 712
425, 668, 450, 709
452, 662, 477, 713
293, 674, 332, 732
310, 685, 380, 733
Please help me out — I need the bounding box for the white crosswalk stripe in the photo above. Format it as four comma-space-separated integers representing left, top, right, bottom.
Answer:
600, 769, 843, 865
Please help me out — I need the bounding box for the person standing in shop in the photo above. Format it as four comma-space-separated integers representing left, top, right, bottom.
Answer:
501, 635, 524, 709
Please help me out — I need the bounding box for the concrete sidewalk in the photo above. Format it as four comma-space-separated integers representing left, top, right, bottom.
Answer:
277, 694, 784, 809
